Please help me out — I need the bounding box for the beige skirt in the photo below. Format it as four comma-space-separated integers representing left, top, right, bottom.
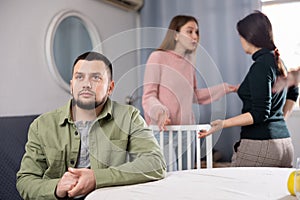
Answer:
231, 137, 294, 167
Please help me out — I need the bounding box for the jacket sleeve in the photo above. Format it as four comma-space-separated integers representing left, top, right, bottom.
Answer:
16, 120, 60, 200
93, 108, 166, 189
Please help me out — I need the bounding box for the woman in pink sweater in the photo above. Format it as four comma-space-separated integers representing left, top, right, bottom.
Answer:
142, 15, 237, 170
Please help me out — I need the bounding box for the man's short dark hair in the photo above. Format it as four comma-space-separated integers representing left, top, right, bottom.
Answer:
72, 51, 113, 80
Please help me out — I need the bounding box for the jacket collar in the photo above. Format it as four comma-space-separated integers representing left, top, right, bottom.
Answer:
58, 98, 113, 126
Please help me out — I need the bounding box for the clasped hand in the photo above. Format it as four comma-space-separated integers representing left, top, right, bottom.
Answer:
56, 167, 96, 198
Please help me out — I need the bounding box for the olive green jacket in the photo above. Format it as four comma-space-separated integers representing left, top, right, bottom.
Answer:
16, 99, 166, 200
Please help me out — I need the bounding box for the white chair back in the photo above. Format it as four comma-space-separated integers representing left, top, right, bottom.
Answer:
150, 124, 212, 171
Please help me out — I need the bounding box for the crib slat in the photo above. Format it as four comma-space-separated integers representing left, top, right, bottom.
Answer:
177, 130, 182, 171
187, 130, 191, 169
169, 131, 173, 172
196, 134, 201, 169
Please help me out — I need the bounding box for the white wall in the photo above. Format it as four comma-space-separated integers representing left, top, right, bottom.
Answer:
0, 0, 139, 117
286, 109, 300, 167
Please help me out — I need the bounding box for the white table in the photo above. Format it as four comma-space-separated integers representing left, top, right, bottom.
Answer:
86, 167, 297, 200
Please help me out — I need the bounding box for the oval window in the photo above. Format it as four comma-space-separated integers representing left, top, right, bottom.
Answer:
45, 10, 101, 91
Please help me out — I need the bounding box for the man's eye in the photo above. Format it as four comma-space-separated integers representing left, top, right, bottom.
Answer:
76, 75, 83, 80
93, 75, 101, 80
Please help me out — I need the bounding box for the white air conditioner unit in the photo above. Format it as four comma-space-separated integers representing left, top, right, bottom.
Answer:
101, 0, 144, 11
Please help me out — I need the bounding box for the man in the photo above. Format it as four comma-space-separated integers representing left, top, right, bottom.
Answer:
273, 66, 300, 93
17, 52, 166, 200
273, 66, 300, 115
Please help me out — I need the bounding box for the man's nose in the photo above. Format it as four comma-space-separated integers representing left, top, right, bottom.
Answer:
83, 78, 92, 88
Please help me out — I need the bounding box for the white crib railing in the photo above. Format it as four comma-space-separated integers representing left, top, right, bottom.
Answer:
150, 124, 212, 171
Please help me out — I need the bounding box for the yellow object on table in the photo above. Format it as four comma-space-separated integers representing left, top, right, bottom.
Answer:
287, 170, 300, 196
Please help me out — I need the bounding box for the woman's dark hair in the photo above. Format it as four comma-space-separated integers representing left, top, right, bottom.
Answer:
158, 15, 199, 53
237, 10, 286, 76
72, 51, 113, 80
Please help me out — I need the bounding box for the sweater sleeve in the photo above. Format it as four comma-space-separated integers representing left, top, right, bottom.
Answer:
142, 52, 169, 124
248, 62, 273, 123
286, 85, 299, 102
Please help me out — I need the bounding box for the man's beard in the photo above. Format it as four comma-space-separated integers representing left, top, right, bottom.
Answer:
72, 96, 107, 110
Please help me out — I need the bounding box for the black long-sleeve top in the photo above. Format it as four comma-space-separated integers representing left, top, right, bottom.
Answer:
237, 48, 299, 140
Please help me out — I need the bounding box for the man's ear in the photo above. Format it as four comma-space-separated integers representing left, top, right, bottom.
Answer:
108, 80, 115, 96
70, 80, 73, 95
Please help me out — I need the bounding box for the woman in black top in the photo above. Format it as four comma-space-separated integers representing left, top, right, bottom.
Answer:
199, 11, 298, 167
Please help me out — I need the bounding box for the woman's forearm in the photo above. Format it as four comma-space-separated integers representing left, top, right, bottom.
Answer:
283, 99, 296, 120
196, 83, 237, 105
224, 112, 254, 128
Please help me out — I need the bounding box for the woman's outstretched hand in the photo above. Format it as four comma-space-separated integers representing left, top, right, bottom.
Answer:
225, 83, 239, 93
156, 111, 171, 131
198, 119, 224, 138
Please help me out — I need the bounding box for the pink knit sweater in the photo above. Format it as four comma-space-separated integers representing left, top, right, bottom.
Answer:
142, 50, 229, 126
